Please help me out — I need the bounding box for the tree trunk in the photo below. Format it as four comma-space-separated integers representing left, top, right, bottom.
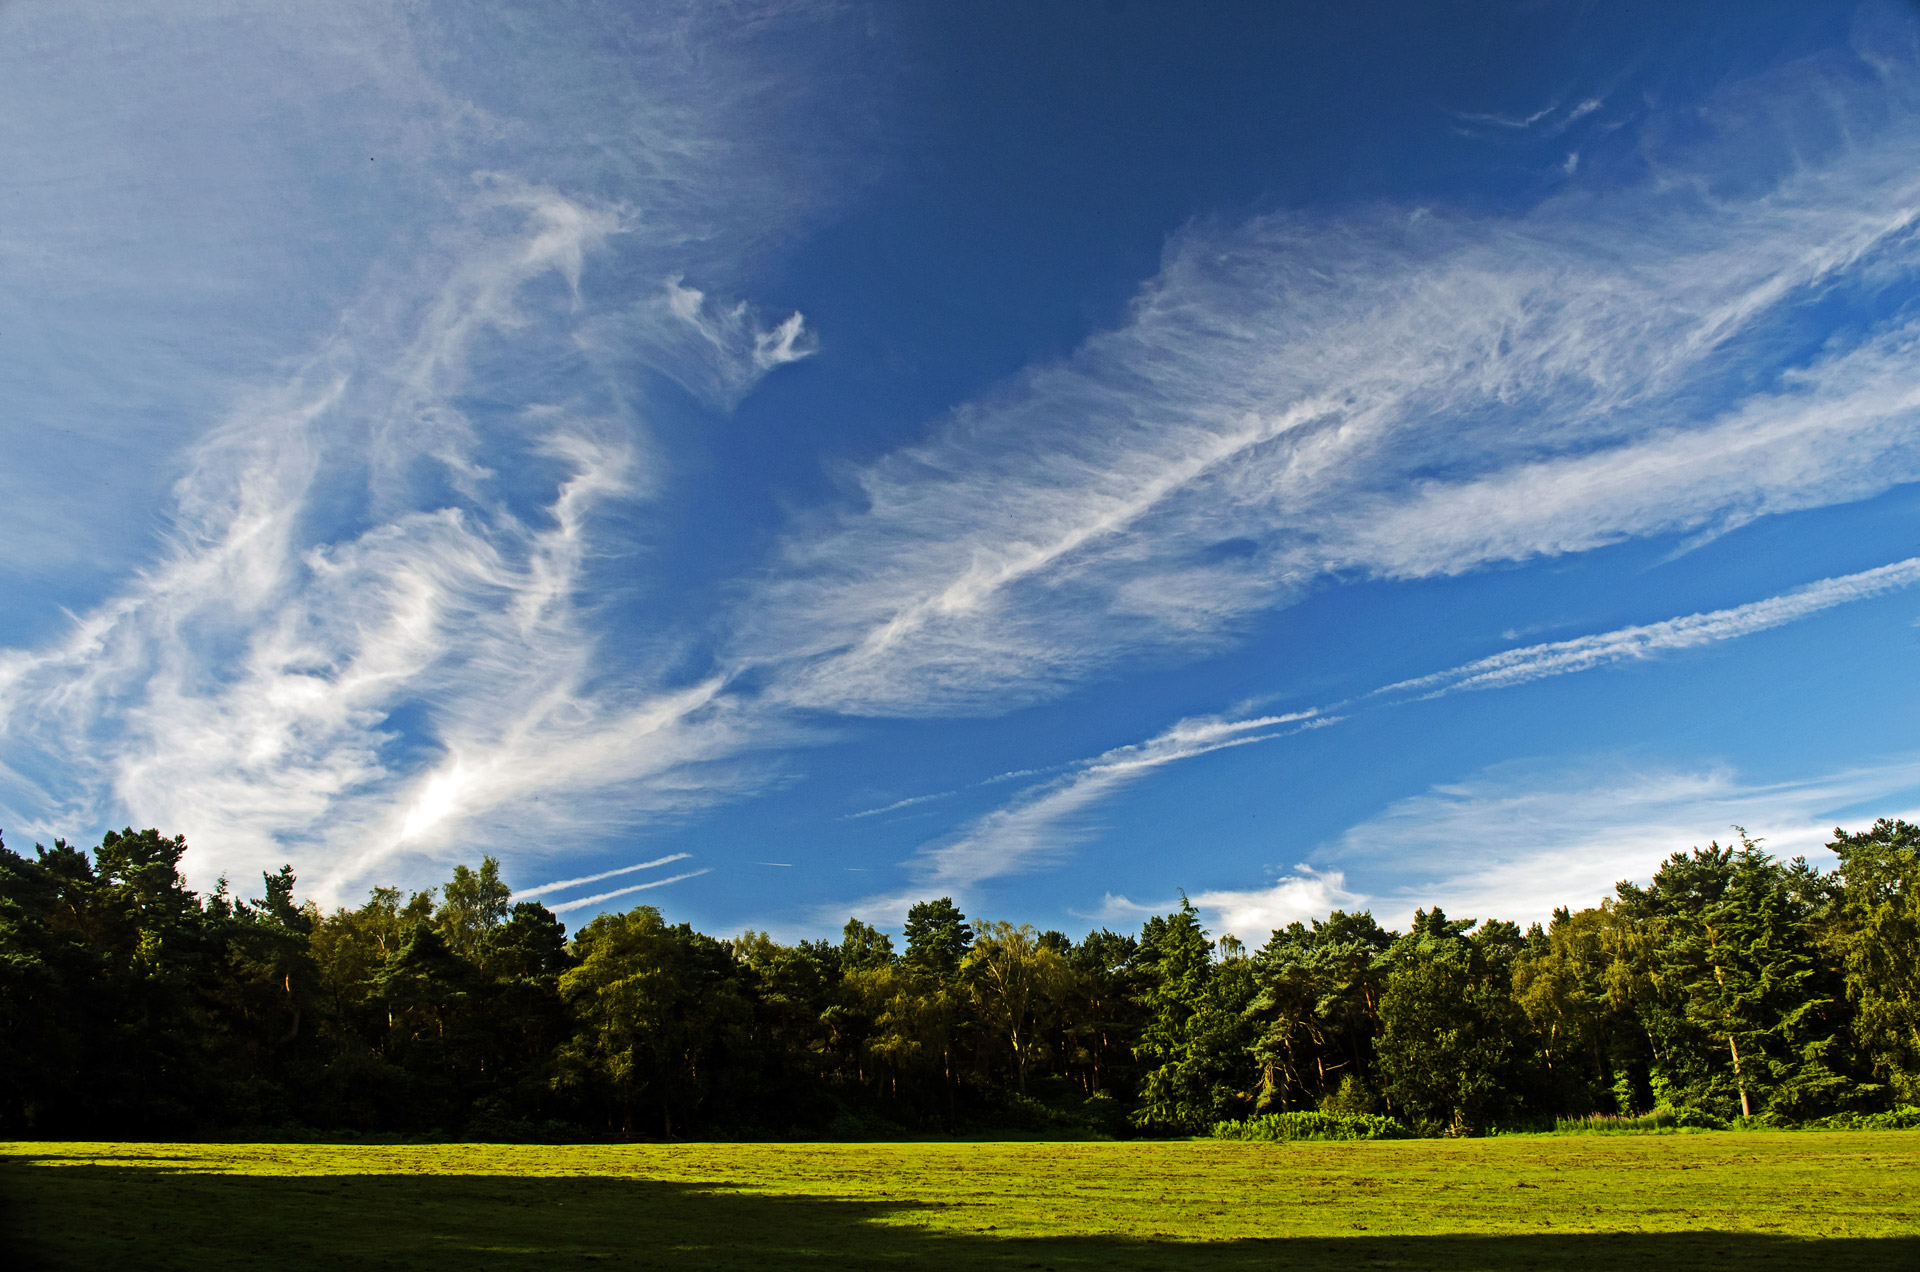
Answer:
1709, 949, 1753, 1119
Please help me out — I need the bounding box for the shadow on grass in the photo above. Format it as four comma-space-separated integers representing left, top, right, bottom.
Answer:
3, 1155, 1912, 1272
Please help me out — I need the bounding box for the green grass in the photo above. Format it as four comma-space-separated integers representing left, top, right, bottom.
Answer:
4, 1132, 1917, 1270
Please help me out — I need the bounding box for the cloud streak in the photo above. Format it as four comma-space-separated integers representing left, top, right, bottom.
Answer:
890, 551, 1920, 907
10, 6, 1920, 931
741, 32, 1920, 717
546, 868, 712, 914
897, 712, 1326, 905
514, 853, 693, 900
1375, 556, 1920, 700
1324, 755, 1920, 928
0, 4, 843, 903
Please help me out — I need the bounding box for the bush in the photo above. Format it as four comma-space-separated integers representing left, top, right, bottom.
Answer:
1554, 1107, 1728, 1134
1806, 1105, 1920, 1131
1211, 1111, 1409, 1142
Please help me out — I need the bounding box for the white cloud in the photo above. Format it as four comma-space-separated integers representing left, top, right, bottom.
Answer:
739, 35, 1920, 716
0, 2, 849, 903
1375, 556, 1920, 699
0, 182, 799, 905
654, 274, 817, 407
906, 712, 1327, 895
1095, 866, 1365, 946
889, 553, 1920, 923
512, 853, 692, 901
546, 868, 712, 914
1321, 755, 1920, 928
1192, 869, 1367, 945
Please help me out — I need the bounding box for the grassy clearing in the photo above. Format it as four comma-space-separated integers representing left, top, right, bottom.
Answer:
5, 1132, 1917, 1270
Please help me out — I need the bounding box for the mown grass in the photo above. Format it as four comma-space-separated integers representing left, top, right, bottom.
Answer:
4, 1132, 1917, 1270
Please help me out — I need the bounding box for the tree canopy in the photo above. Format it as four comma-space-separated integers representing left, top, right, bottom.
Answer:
2, 822, 1914, 1139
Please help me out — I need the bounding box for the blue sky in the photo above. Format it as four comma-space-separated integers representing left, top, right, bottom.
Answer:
6, 0, 1920, 942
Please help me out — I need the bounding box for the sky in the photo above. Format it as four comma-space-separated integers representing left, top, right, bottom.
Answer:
5, 0, 1920, 944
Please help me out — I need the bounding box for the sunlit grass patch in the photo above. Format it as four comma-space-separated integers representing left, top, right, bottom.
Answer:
4, 1132, 1918, 1270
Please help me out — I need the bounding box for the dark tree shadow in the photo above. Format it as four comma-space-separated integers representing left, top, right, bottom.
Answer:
2, 1155, 1913, 1271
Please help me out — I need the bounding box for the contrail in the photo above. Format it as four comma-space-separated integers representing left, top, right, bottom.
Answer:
546, 869, 711, 913
1374, 556, 1920, 701
513, 853, 692, 900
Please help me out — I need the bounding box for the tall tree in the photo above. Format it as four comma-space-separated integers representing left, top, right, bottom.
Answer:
437, 857, 512, 963
1247, 910, 1391, 1111
1828, 818, 1920, 1100
1511, 902, 1650, 1114
839, 918, 895, 972
965, 921, 1066, 1095
1620, 835, 1848, 1119
0, 836, 99, 1133
1375, 908, 1536, 1133
1132, 900, 1256, 1131
556, 907, 750, 1136
1061, 929, 1142, 1098
903, 898, 973, 978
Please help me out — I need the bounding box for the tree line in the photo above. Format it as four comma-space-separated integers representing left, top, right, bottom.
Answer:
2, 820, 1916, 1139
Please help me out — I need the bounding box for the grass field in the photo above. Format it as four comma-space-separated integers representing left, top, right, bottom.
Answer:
5, 1133, 1917, 1270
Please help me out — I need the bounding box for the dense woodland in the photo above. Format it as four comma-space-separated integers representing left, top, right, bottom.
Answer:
3, 820, 1918, 1140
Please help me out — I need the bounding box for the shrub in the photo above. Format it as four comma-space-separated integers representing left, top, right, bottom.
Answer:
1807, 1105, 1920, 1131
1211, 1111, 1409, 1142
1553, 1107, 1728, 1134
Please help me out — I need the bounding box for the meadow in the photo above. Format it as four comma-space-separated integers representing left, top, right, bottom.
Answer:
5, 1132, 1917, 1270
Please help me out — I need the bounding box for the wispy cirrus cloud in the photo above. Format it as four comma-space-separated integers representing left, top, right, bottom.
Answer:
11, 4, 1920, 931
876, 551, 1920, 913
832, 712, 1328, 923
0, 2, 848, 903
0, 189, 786, 901
1324, 755, 1920, 929
1092, 754, 1920, 945
740, 32, 1920, 718
1375, 556, 1920, 700
652, 275, 818, 408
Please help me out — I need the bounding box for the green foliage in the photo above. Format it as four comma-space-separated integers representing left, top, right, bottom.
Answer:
1805, 1104, 1920, 1130
555, 907, 749, 1136
1618, 832, 1862, 1121
1131, 900, 1257, 1133
1375, 908, 1538, 1133
1553, 1107, 1730, 1133
1061, 929, 1142, 1098
1211, 1110, 1409, 1140
1247, 909, 1389, 1112
437, 857, 511, 962
902, 898, 973, 977
1827, 819, 1920, 1098
965, 921, 1067, 1094
839, 918, 895, 972
5, 811, 1918, 1140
